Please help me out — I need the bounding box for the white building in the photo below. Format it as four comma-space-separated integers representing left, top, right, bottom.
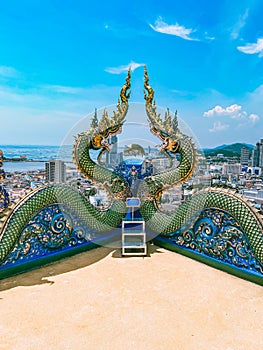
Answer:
242, 189, 263, 204
247, 167, 262, 176
45, 160, 66, 183
222, 163, 241, 175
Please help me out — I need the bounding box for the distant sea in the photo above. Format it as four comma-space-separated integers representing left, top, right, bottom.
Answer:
0, 145, 73, 172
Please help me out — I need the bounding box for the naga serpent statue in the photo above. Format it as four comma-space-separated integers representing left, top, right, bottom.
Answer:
0, 66, 263, 284
0, 70, 131, 265
140, 66, 263, 272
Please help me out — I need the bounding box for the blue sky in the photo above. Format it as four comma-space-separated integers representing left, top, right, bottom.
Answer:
0, 0, 263, 148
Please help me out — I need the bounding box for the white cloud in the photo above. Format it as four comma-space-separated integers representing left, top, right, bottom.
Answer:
237, 38, 263, 57
203, 104, 246, 119
204, 32, 215, 41
231, 9, 249, 40
238, 113, 260, 127
42, 84, 88, 95
248, 113, 259, 123
105, 61, 144, 74
209, 121, 229, 132
149, 17, 198, 41
0, 66, 20, 78
204, 103, 260, 131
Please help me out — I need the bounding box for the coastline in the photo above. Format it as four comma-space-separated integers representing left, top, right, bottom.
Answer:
3, 159, 46, 162
3, 161, 46, 173
3, 161, 75, 173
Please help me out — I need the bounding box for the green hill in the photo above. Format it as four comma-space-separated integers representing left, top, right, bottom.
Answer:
203, 143, 254, 158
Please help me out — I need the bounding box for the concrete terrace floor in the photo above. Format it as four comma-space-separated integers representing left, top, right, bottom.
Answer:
0, 244, 263, 350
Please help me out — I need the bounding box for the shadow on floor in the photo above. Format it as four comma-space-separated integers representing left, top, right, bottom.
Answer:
0, 243, 164, 292
111, 243, 164, 258
0, 246, 114, 292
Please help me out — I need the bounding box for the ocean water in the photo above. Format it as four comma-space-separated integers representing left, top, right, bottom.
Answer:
0, 145, 73, 172
4, 162, 46, 172
0, 145, 72, 161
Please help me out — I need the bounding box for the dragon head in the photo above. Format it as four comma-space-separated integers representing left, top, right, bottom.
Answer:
150, 123, 179, 154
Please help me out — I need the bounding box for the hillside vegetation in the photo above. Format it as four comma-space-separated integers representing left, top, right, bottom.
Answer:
203, 143, 254, 158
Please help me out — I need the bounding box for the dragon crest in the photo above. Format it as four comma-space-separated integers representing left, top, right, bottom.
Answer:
87, 69, 131, 163
144, 66, 180, 166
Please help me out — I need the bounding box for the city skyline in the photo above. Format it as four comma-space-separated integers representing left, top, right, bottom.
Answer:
0, 0, 263, 147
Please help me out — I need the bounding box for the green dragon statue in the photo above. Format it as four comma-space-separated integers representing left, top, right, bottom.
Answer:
0, 66, 263, 284
0, 70, 131, 264
140, 65, 263, 266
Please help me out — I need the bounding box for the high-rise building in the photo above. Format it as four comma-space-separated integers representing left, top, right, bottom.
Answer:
252, 142, 260, 167
240, 147, 250, 166
106, 135, 119, 165
259, 139, 263, 167
252, 139, 263, 168
0, 149, 5, 180
45, 160, 66, 183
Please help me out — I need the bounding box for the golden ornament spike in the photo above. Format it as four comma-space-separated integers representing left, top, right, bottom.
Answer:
120, 67, 131, 103
144, 65, 154, 105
